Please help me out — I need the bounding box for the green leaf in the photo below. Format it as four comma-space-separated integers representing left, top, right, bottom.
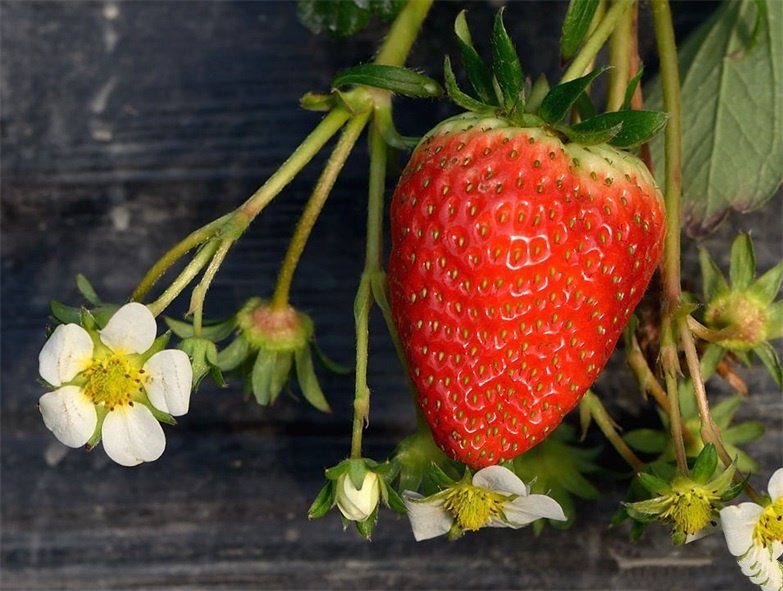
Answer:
754, 261, 783, 304
454, 10, 496, 105
76, 274, 102, 306
332, 64, 443, 98
571, 110, 668, 148
296, 0, 371, 38
646, 0, 783, 237
295, 347, 331, 412
491, 8, 524, 110
753, 341, 783, 387
560, 0, 601, 60
692, 444, 718, 483
699, 246, 729, 300
443, 56, 492, 113
623, 429, 667, 454
729, 234, 756, 289
539, 67, 609, 124
370, 0, 404, 21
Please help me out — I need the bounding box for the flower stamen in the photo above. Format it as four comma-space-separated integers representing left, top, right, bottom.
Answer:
82, 354, 146, 410
442, 483, 508, 531
753, 497, 783, 549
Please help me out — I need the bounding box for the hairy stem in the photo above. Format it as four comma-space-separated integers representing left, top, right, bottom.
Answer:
189, 239, 233, 335
562, 0, 634, 83
270, 112, 371, 311
606, 0, 635, 111
374, 0, 434, 67
582, 391, 644, 472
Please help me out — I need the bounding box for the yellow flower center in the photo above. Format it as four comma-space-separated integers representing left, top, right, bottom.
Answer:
753, 498, 783, 549
662, 480, 717, 537
82, 354, 146, 411
442, 483, 507, 531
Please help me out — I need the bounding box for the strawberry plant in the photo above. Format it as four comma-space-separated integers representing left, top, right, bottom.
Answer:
38, 0, 781, 588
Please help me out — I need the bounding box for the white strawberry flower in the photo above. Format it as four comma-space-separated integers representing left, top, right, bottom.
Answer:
720, 468, 783, 591
335, 471, 381, 522
403, 465, 566, 541
38, 302, 193, 466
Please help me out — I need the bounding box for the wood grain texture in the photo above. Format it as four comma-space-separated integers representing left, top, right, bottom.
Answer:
1, 2, 780, 590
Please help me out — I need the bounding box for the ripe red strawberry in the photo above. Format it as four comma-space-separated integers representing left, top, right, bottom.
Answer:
388, 113, 665, 468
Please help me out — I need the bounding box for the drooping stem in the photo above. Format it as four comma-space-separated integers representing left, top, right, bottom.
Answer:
581, 391, 644, 472
239, 108, 352, 221
270, 111, 371, 311
561, 0, 634, 83
190, 239, 233, 335
146, 239, 221, 317
650, 0, 689, 473
606, 0, 635, 111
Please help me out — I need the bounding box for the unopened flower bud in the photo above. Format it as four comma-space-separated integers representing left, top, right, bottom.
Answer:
336, 472, 380, 522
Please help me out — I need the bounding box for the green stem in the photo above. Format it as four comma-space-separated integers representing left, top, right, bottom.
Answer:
239, 108, 352, 221
351, 274, 372, 459
190, 239, 233, 335
606, 0, 635, 111
651, 0, 691, 474
146, 239, 221, 317
132, 213, 233, 302
270, 111, 371, 311
374, 0, 434, 67
562, 0, 634, 82
582, 391, 645, 472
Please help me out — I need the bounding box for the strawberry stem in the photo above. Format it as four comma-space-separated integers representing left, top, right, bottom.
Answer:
581, 391, 644, 472
561, 0, 634, 83
606, 0, 636, 111
270, 110, 371, 312
189, 238, 233, 335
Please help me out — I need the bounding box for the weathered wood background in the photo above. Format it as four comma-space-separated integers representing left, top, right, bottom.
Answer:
1, 2, 780, 590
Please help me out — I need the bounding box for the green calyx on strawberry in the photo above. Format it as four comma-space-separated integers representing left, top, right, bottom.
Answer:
387, 9, 667, 468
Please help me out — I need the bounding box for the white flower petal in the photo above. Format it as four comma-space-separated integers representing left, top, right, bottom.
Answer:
472, 465, 529, 496
402, 492, 453, 541
143, 350, 193, 416
39, 386, 97, 448
336, 472, 380, 522
99, 303, 157, 354
39, 324, 94, 386
101, 404, 165, 466
738, 546, 783, 590
499, 493, 567, 527
720, 503, 763, 556
767, 468, 783, 500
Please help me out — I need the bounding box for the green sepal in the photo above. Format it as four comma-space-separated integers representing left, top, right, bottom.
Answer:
539, 66, 609, 125
295, 346, 331, 412
90, 304, 121, 329
271, 351, 294, 403
217, 336, 250, 371
573, 91, 597, 121
571, 110, 668, 148
491, 7, 524, 111
720, 474, 750, 502
332, 64, 443, 98
428, 461, 458, 488
443, 56, 493, 113
382, 482, 408, 514
767, 302, 783, 339
621, 63, 645, 111
561, 120, 623, 146
178, 336, 223, 390
80, 307, 98, 331
752, 341, 783, 387
623, 428, 667, 454
311, 340, 351, 375
623, 500, 664, 522
699, 246, 729, 300
729, 233, 756, 290
308, 481, 336, 519
560, 0, 601, 61
524, 74, 550, 114
251, 348, 277, 406
354, 506, 378, 539
76, 274, 102, 306
165, 316, 237, 342
754, 261, 783, 304
300, 92, 336, 112
348, 458, 369, 491
636, 471, 671, 496
454, 10, 496, 105
324, 459, 350, 481
50, 300, 82, 325
691, 444, 718, 484
139, 331, 171, 364
85, 406, 109, 449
